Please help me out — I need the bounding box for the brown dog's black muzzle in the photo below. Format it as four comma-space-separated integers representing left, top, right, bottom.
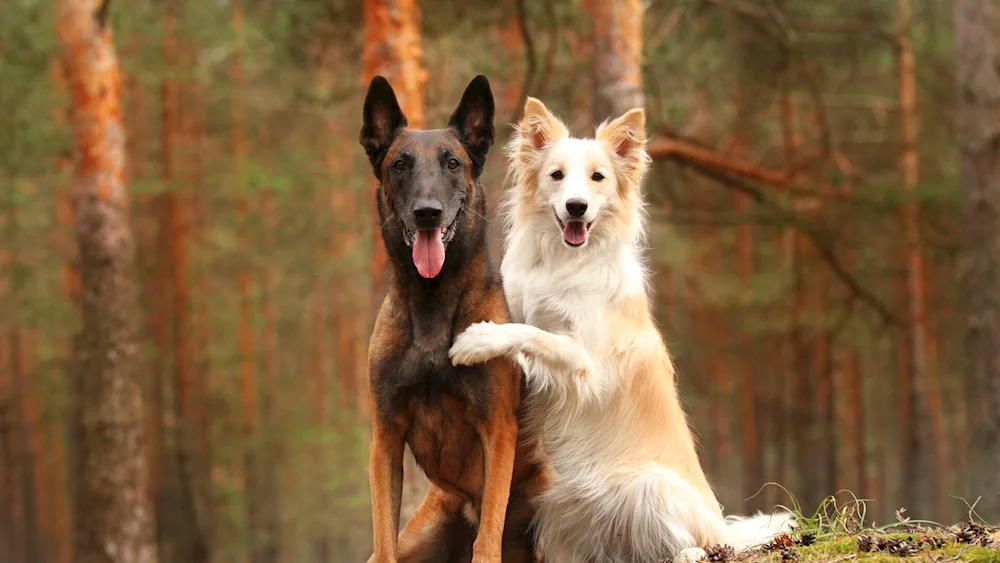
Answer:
413, 198, 444, 229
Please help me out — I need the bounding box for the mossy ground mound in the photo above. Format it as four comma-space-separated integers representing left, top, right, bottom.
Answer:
694, 491, 1000, 562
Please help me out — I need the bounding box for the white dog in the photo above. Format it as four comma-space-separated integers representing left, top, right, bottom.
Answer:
449, 98, 793, 563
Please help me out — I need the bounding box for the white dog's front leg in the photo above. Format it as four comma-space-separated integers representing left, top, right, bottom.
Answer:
450, 322, 602, 400
448, 322, 527, 366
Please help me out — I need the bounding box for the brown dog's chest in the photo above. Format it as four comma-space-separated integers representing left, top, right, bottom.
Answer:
405, 395, 485, 502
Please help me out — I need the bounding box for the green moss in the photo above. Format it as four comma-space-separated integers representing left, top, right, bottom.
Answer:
736, 535, 1000, 562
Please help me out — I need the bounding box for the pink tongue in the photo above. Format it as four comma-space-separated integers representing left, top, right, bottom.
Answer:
563, 221, 587, 245
412, 229, 446, 278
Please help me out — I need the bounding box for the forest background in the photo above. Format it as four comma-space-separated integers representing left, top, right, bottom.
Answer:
2, 0, 999, 562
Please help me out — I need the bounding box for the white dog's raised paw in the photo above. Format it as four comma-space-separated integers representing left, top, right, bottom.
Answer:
449, 321, 505, 366
673, 547, 707, 563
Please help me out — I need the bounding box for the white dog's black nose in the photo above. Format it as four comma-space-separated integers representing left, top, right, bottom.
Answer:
566, 198, 588, 218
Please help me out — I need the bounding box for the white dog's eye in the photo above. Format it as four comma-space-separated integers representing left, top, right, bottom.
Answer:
591, 172, 605, 182
550, 170, 564, 181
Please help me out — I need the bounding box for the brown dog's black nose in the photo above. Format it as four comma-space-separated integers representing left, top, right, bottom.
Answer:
566, 198, 588, 218
413, 199, 444, 228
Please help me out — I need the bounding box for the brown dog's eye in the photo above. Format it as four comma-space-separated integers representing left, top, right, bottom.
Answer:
447, 158, 460, 170
591, 172, 605, 182
392, 159, 405, 171
550, 170, 564, 181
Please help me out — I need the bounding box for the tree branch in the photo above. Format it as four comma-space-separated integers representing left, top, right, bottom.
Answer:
660, 155, 901, 327
647, 132, 839, 195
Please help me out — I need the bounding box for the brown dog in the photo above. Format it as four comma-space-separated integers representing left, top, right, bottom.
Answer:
359, 75, 548, 563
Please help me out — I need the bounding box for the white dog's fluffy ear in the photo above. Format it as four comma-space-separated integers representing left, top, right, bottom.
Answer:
596, 108, 650, 193
510, 98, 569, 161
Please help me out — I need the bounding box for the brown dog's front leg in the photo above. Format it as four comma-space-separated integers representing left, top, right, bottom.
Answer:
370, 421, 405, 563
472, 407, 518, 563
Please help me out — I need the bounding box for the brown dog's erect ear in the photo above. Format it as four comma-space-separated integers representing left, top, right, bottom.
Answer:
448, 75, 495, 178
360, 76, 408, 180
596, 108, 650, 192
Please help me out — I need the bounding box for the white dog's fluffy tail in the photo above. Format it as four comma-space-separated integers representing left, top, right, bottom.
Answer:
723, 511, 796, 550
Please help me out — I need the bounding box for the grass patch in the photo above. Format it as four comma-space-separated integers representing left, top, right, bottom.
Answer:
699, 487, 1000, 562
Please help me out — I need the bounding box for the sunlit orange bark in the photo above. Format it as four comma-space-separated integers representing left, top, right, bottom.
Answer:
495, 13, 523, 119
362, 0, 429, 522
56, 0, 157, 559
584, 0, 644, 122
362, 1, 428, 358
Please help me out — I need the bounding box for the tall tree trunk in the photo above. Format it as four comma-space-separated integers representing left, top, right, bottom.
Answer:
362, 0, 429, 525
152, 9, 177, 557
771, 80, 797, 509
53, 69, 78, 560
229, 4, 268, 561
362, 0, 427, 333
954, 0, 1000, 521
897, 0, 940, 519
55, 1, 157, 561
172, 37, 212, 563
728, 27, 759, 505
3, 328, 31, 563
22, 331, 45, 563
586, 0, 645, 123
790, 104, 835, 513
256, 122, 282, 563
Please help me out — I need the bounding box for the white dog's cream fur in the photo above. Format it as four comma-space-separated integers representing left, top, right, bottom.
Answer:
449, 99, 793, 563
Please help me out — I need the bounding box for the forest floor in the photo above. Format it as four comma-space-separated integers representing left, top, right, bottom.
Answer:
699, 493, 1000, 563
721, 526, 1000, 562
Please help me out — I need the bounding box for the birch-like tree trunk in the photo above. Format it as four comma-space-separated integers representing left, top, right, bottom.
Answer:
55, 1, 157, 561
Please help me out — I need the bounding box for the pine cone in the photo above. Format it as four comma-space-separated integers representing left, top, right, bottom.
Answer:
953, 521, 989, 544
779, 547, 798, 561
705, 544, 735, 562
796, 532, 816, 547
856, 534, 876, 553
884, 537, 917, 557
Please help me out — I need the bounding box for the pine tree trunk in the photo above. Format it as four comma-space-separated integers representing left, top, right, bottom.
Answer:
56, 1, 157, 561
728, 35, 760, 504
771, 80, 798, 509
586, 0, 645, 123
954, 0, 1000, 521
362, 0, 429, 525
362, 0, 427, 332
897, 0, 939, 518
